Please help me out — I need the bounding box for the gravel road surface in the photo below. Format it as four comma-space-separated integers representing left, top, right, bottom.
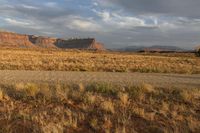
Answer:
0, 70, 200, 88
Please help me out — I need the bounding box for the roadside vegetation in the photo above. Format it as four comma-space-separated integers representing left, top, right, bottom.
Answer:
196, 48, 200, 57
0, 82, 200, 133
0, 48, 200, 74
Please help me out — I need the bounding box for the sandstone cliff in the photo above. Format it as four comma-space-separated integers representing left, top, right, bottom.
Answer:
0, 31, 105, 50
89, 42, 105, 50
29, 35, 57, 48
0, 32, 35, 48
56, 38, 105, 50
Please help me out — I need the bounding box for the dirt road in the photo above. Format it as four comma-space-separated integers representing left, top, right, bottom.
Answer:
0, 70, 200, 88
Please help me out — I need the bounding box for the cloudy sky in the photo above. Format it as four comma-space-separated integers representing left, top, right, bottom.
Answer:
0, 0, 200, 49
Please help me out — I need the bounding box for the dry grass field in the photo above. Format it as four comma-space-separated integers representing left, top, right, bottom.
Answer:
0, 48, 200, 74
0, 82, 200, 133
0, 48, 199, 133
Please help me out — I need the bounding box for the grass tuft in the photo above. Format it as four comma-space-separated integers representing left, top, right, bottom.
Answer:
86, 83, 117, 96
0, 82, 199, 133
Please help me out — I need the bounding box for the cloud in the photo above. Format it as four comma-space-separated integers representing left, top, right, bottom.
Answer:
4, 18, 31, 26
0, 0, 200, 49
95, 0, 200, 18
93, 9, 157, 29
4, 17, 43, 30
21, 4, 39, 10
93, 10, 111, 22
44, 2, 58, 7
93, 2, 98, 6
66, 16, 101, 32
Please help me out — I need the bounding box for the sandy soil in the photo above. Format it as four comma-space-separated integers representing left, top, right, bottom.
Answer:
0, 70, 199, 88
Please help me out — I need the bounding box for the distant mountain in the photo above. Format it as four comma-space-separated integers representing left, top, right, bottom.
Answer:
118, 45, 185, 52
118, 46, 146, 52
145, 45, 185, 52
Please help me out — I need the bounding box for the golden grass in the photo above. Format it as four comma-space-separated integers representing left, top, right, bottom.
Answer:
0, 48, 200, 74
0, 88, 3, 101
100, 99, 115, 114
0, 82, 199, 133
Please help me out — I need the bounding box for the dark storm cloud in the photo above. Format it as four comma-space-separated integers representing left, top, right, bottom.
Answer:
0, 2, 76, 22
104, 0, 200, 18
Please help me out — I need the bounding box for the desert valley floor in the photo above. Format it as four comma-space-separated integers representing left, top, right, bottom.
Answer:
0, 48, 200, 133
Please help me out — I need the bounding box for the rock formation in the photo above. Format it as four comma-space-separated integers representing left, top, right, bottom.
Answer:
0, 32, 35, 48
56, 38, 105, 50
0, 31, 105, 50
29, 35, 57, 48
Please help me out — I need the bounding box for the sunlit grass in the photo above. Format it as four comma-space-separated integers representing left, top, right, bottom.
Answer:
0, 82, 199, 133
0, 48, 199, 74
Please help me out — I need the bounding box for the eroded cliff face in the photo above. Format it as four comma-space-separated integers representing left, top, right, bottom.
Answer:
29, 35, 57, 48
0, 32, 35, 48
0, 31, 105, 50
89, 42, 105, 50
56, 39, 105, 50
56, 39, 94, 49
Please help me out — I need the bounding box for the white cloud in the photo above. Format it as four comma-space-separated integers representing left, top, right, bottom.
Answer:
44, 2, 58, 8
92, 9, 187, 33
93, 9, 111, 22
93, 0, 113, 7
21, 4, 39, 10
112, 12, 146, 27
67, 17, 101, 32
4, 18, 31, 26
44, 2, 58, 7
93, 2, 98, 6
50, 15, 101, 32
4, 18, 43, 30
93, 9, 152, 29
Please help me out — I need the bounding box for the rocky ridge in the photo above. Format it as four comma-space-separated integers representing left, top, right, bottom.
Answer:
0, 31, 105, 50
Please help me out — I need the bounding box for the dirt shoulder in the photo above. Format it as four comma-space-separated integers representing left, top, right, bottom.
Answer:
0, 70, 199, 88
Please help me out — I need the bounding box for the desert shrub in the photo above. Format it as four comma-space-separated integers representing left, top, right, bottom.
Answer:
83, 92, 96, 104
170, 89, 192, 102
145, 126, 165, 133
126, 86, 146, 100
24, 83, 40, 97
132, 107, 145, 118
86, 83, 117, 96
37, 83, 52, 99
100, 100, 115, 114
5, 84, 27, 99
118, 92, 129, 105
1, 83, 40, 99
89, 118, 99, 130
196, 48, 200, 57
0, 88, 3, 100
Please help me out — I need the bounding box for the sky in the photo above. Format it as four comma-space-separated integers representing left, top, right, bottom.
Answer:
0, 0, 200, 49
